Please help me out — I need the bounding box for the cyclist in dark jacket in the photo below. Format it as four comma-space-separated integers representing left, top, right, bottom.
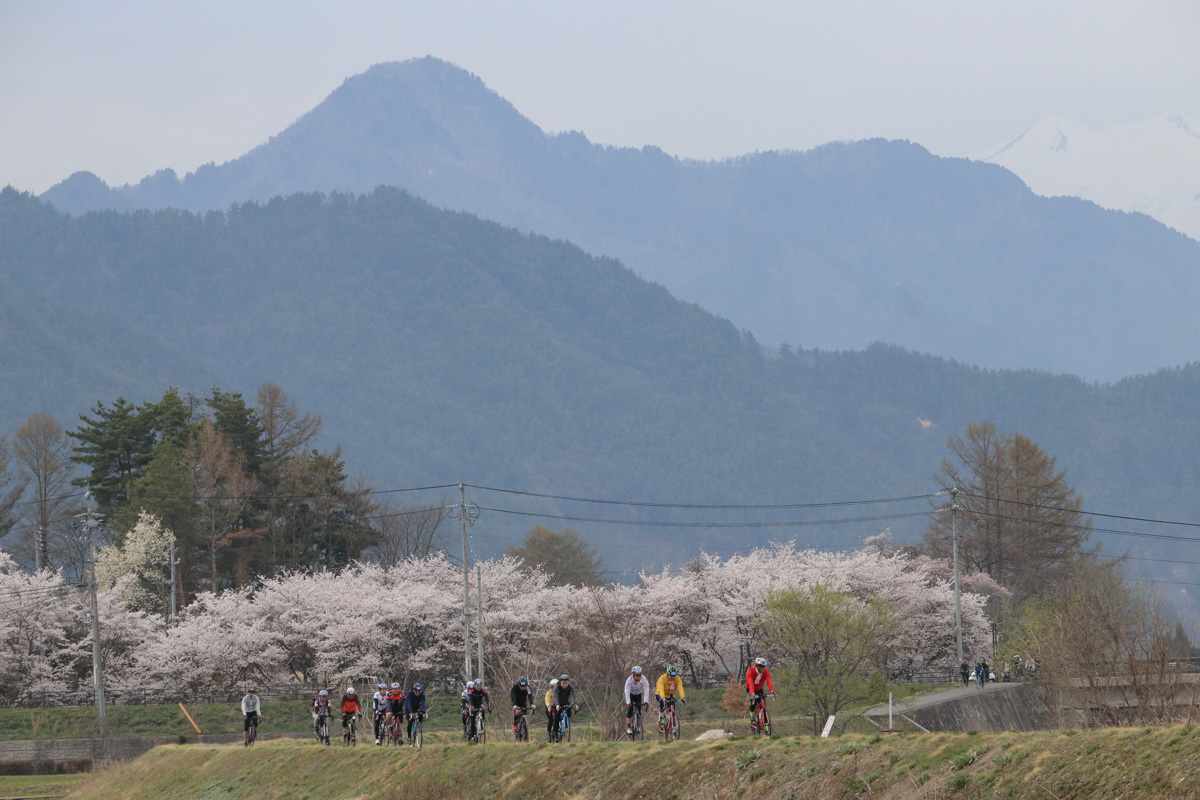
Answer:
404, 684, 426, 740
553, 674, 577, 726
510, 677, 535, 736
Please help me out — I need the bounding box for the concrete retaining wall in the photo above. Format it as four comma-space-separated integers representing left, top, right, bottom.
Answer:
902, 684, 1054, 732
0, 731, 310, 768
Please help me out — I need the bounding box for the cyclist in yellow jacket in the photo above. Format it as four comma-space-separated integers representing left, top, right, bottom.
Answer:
655, 665, 686, 722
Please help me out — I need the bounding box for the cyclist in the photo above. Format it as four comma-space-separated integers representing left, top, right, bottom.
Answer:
372, 682, 388, 745
241, 686, 261, 747
312, 689, 332, 740
745, 657, 775, 719
340, 686, 361, 743
404, 683, 427, 742
386, 682, 405, 736
655, 665, 686, 721
510, 676, 535, 741
623, 666, 650, 735
554, 674, 577, 734
466, 680, 490, 741
460, 680, 474, 736
544, 678, 559, 742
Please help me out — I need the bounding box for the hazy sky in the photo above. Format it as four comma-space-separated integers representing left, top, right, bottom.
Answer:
3, 0, 1198, 194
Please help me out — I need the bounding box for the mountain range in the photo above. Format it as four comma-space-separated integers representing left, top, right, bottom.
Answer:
980, 113, 1200, 243
5, 186, 1200, 588
38, 57, 1200, 382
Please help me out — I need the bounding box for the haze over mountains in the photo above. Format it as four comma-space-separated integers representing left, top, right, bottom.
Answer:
981, 113, 1200, 244
5, 185, 1200, 582
39, 57, 1200, 382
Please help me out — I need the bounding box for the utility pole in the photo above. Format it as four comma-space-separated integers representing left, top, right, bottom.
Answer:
81, 488, 106, 728
169, 536, 178, 624
450, 484, 479, 684
950, 487, 963, 664
476, 565, 484, 687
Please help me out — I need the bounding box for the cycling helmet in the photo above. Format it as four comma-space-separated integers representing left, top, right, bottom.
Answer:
319, 689, 329, 696
248, 687, 257, 693
391, 682, 400, 690
549, 678, 559, 687
518, 677, 527, 686
413, 684, 423, 692
378, 683, 387, 690
467, 680, 475, 688
754, 657, 768, 668
559, 674, 570, 681
667, 666, 678, 676
346, 687, 356, 695
631, 666, 642, 675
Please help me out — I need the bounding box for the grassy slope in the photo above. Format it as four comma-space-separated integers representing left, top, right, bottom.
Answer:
0, 686, 948, 741
64, 725, 1200, 800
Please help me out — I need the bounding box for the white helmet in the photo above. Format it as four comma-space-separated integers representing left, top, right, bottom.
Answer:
549, 678, 559, 687
346, 687, 356, 695
467, 680, 475, 688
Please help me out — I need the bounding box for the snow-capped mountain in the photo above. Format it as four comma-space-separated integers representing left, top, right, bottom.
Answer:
979, 113, 1200, 242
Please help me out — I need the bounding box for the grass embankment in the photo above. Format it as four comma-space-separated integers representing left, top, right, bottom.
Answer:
0, 773, 86, 796
0, 684, 950, 742
64, 724, 1200, 800
0, 688, 743, 741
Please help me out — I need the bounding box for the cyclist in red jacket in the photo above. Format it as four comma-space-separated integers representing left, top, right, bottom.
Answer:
745, 656, 775, 714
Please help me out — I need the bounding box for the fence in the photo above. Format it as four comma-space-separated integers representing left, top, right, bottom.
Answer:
4, 683, 323, 709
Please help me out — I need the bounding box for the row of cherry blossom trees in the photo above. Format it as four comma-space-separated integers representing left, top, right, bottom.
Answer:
0, 524, 996, 709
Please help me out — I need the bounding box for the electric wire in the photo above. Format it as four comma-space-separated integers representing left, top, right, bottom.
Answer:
466, 483, 937, 510
476, 505, 932, 529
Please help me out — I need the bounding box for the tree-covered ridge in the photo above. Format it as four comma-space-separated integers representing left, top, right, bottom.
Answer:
37, 57, 1200, 379
3, 187, 1200, 573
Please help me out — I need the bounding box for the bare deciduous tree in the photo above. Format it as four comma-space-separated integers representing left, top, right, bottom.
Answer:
12, 414, 77, 571
363, 502, 450, 567
187, 417, 254, 590
924, 421, 1093, 603
1012, 559, 1196, 727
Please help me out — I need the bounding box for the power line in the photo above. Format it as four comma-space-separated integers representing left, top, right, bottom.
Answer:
477, 505, 931, 529
956, 490, 1200, 530
468, 484, 937, 510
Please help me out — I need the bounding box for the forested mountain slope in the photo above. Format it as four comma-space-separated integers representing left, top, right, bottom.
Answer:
39, 57, 1200, 380
4, 187, 1200, 572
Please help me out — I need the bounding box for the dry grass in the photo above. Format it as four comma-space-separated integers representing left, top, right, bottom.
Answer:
63, 723, 1200, 800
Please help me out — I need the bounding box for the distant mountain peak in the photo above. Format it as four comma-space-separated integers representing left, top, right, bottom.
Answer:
980, 113, 1200, 241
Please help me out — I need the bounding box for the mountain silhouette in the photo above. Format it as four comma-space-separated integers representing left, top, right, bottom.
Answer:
40, 57, 1200, 381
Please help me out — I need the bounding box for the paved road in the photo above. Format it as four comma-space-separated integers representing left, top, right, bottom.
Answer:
866, 681, 1024, 717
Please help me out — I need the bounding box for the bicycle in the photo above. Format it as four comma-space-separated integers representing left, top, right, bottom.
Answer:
468, 707, 487, 744
244, 713, 260, 747
409, 712, 423, 749
342, 713, 358, 747
627, 702, 644, 741
749, 692, 772, 737
659, 699, 680, 742
514, 706, 532, 743
555, 705, 574, 743
317, 712, 331, 746
387, 715, 402, 747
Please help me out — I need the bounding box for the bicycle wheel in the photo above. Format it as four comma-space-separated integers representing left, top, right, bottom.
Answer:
412, 718, 423, 749
479, 715, 487, 744
670, 710, 680, 741
516, 715, 527, 743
